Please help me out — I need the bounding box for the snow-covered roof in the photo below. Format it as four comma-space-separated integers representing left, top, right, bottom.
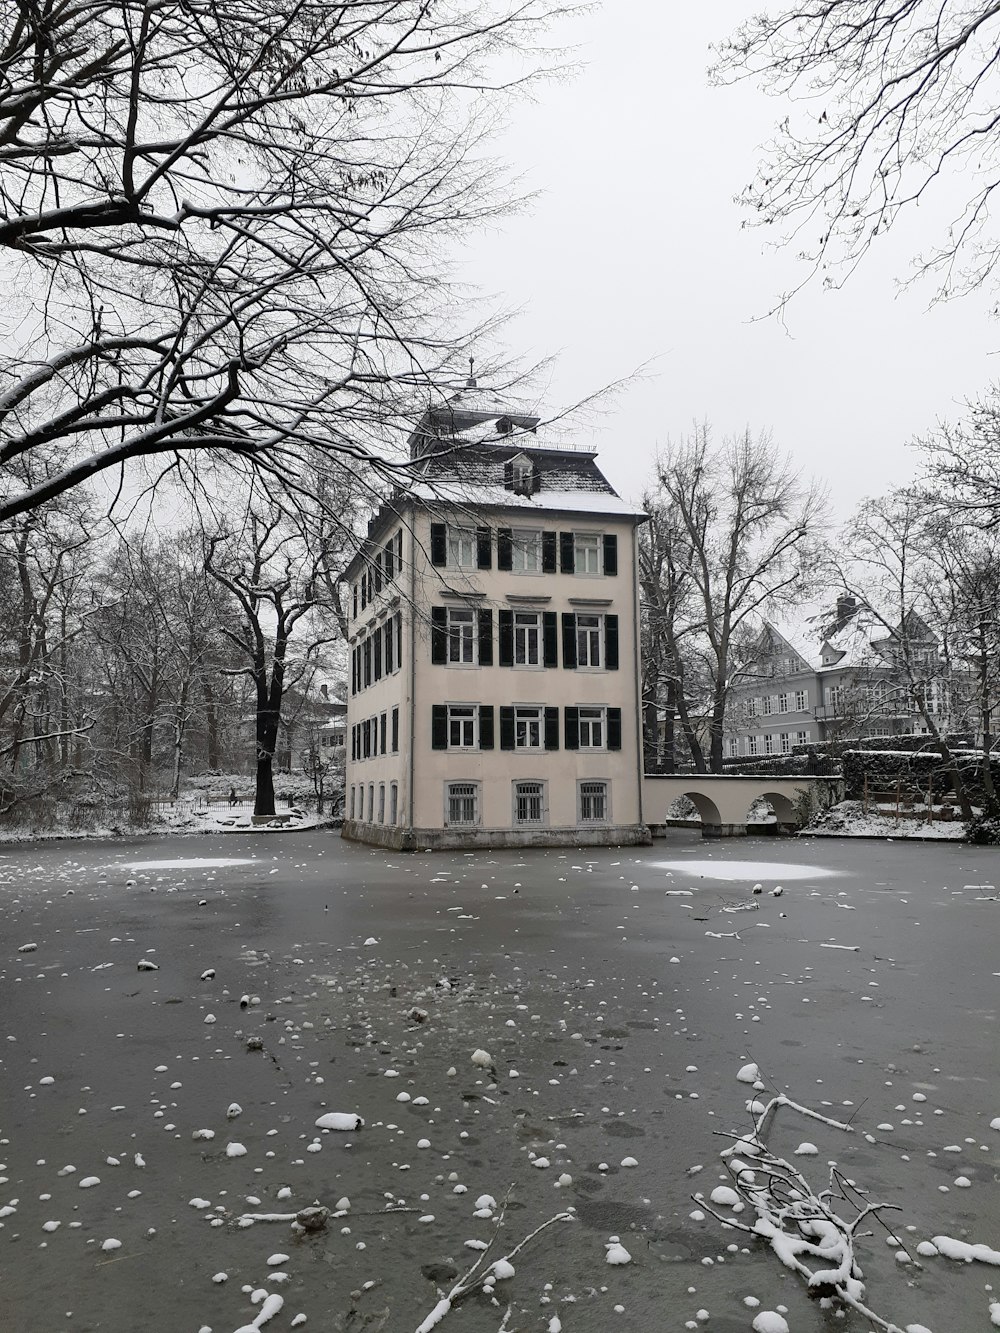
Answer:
406, 479, 646, 518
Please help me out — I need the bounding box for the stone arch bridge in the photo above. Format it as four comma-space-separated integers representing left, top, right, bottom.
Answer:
642, 773, 843, 838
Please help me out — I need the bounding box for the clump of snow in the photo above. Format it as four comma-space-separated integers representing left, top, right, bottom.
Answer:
226, 1142, 247, 1158
78, 1176, 100, 1188
710, 1186, 740, 1207
101, 1238, 121, 1252
491, 1259, 515, 1280
752, 1315, 789, 1333
737, 1063, 760, 1084
932, 1234, 1000, 1265
794, 1142, 818, 1155
315, 1112, 363, 1132
471, 1049, 493, 1069
605, 1237, 631, 1265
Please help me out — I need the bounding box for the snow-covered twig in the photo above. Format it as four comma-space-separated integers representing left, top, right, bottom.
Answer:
413, 1190, 573, 1333
705, 1085, 918, 1333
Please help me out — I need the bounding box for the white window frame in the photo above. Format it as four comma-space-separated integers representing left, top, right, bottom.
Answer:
778, 692, 789, 713
514, 705, 543, 750
762, 695, 774, 716
513, 779, 546, 826
447, 704, 478, 750
578, 705, 606, 749
748, 736, 759, 756
795, 689, 808, 710
574, 532, 602, 575
447, 525, 476, 569
764, 733, 775, 755
513, 611, 541, 666
576, 613, 603, 669
447, 607, 476, 665
779, 732, 790, 754
728, 737, 739, 758
578, 779, 610, 824
445, 780, 480, 827
510, 528, 541, 574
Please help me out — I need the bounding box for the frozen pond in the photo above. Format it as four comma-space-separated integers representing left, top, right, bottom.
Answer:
0, 830, 997, 1333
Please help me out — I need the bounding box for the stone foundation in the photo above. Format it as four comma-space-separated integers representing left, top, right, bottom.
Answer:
341, 821, 652, 851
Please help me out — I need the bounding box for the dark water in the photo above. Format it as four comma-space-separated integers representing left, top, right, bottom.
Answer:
0, 831, 997, 1332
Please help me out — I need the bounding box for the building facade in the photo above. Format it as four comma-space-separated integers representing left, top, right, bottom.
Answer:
342, 391, 650, 848
725, 599, 956, 759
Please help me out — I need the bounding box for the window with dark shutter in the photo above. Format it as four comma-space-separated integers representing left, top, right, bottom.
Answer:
385, 542, 395, 581
384, 621, 394, 674
374, 560, 382, 593
541, 532, 557, 573
497, 528, 513, 571
479, 705, 495, 750
476, 527, 492, 570
363, 638, 372, 687
542, 612, 558, 667
352, 585, 358, 618
380, 713, 387, 754
431, 704, 448, 750
608, 707, 622, 750
373, 633, 382, 681
564, 706, 580, 750
396, 614, 402, 666
478, 609, 493, 666
391, 706, 399, 753
499, 705, 515, 750
561, 612, 577, 668
544, 707, 559, 750
430, 522, 447, 567
603, 533, 618, 576
498, 609, 514, 666
431, 606, 447, 664
605, 614, 619, 670
559, 531, 575, 573
396, 529, 404, 569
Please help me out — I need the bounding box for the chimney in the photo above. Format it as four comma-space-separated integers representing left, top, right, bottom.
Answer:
836, 595, 857, 624
320, 683, 329, 701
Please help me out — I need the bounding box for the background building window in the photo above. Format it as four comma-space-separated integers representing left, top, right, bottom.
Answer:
796, 730, 809, 746
378, 783, 385, 823
764, 734, 775, 755
389, 782, 398, 826
778, 692, 789, 712
795, 689, 808, 710
579, 780, 609, 823
748, 736, 759, 756
513, 780, 545, 824
779, 732, 790, 754
446, 782, 479, 826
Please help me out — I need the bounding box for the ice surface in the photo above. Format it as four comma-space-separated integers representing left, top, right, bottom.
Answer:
652, 859, 840, 881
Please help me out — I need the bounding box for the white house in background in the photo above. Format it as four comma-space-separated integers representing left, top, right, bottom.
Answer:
341, 386, 650, 849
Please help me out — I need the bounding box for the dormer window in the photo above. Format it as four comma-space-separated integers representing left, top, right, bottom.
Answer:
505, 451, 538, 496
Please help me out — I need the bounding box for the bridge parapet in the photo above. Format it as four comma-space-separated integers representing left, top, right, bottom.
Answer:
642, 772, 843, 838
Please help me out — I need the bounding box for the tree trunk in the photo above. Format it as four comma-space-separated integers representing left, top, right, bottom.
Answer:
202, 677, 221, 770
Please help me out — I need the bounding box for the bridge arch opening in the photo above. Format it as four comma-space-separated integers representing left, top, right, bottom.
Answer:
672, 791, 722, 828
747, 790, 799, 832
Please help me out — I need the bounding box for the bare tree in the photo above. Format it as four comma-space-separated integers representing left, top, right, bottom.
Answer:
638, 495, 706, 771
649, 425, 827, 772
835, 491, 978, 821
204, 495, 345, 817
713, 2, 1000, 306
0, 0, 576, 525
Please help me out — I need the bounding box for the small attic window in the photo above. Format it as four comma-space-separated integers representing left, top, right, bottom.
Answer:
504, 452, 539, 496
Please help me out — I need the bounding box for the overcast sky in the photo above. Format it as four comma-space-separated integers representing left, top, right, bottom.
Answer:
460, 2, 999, 520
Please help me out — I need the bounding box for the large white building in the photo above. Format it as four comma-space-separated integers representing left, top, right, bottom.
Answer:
342, 389, 650, 848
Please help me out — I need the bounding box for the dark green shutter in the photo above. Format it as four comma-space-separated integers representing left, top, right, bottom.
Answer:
431, 606, 447, 663
497, 528, 513, 571
608, 707, 622, 751
564, 706, 579, 750
374, 560, 382, 593
498, 609, 513, 666
561, 612, 577, 668
431, 704, 448, 750
479, 705, 494, 750
605, 614, 619, 670
391, 707, 399, 752
542, 532, 557, 573
478, 608, 493, 666
559, 531, 575, 573
542, 612, 558, 667
499, 706, 515, 750
544, 707, 559, 750
476, 526, 492, 569
385, 543, 395, 580
430, 523, 447, 567
603, 533, 618, 575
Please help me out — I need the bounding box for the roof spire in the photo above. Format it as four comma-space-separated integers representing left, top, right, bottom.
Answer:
466, 355, 476, 388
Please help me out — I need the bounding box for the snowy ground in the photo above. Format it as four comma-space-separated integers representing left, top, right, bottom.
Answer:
1, 832, 998, 1333
0, 800, 338, 844
805, 801, 969, 840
